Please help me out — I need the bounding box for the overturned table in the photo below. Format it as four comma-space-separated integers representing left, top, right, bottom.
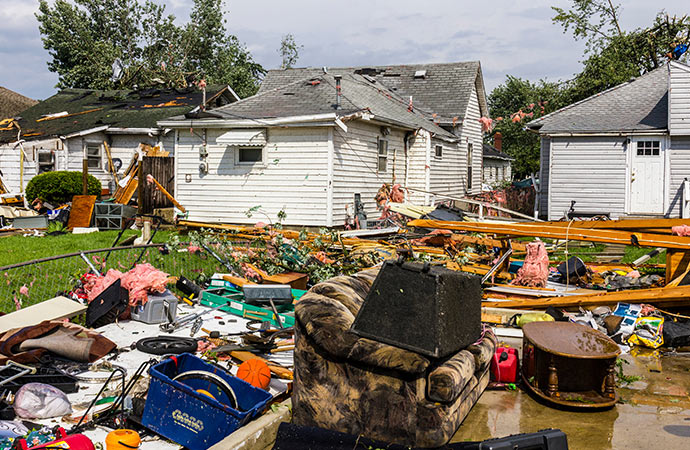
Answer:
522, 321, 620, 409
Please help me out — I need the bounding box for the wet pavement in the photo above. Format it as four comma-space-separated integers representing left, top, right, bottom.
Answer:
452, 353, 690, 449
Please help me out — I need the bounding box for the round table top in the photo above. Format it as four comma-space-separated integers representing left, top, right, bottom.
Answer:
522, 321, 620, 359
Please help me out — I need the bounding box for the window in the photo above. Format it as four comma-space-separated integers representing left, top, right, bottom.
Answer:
86, 144, 102, 169
37, 150, 55, 174
237, 147, 263, 164
636, 141, 660, 156
435, 144, 443, 159
467, 143, 473, 190
377, 138, 388, 172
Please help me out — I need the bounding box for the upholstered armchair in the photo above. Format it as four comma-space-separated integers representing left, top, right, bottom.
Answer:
292, 268, 497, 448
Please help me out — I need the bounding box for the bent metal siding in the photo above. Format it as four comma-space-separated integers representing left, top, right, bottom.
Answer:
175, 127, 329, 226
548, 136, 626, 220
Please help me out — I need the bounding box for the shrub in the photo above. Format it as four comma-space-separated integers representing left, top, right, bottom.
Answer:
26, 171, 101, 205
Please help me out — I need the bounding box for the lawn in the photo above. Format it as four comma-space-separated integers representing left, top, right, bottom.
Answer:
0, 230, 176, 267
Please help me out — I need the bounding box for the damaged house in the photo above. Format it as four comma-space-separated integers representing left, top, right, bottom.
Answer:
528, 61, 690, 220
0, 85, 238, 195
159, 62, 488, 226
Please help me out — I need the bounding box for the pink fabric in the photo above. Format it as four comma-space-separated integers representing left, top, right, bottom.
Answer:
511, 241, 549, 288
672, 225, 690, 236
87, 263, 171, 306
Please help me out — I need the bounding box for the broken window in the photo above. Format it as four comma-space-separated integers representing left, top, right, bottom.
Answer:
37, 149, 56, 174
238, 147, 263, 164
378, 138, 388, 172
435, 144, 443, 159
86, 144, 102, 169
636, 141, 660, 156
467, 143, 473, 190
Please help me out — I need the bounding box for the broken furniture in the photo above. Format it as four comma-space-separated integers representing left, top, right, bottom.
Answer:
292, 268, 497, 448
522, 321, 620, 409
0, 296, 86, 334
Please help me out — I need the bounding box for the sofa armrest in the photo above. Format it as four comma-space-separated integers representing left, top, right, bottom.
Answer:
466, 330, 498, 372
347, 337, 430, 375
426, 349, 476, 403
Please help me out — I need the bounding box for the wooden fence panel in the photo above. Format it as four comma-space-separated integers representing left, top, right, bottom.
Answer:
140, 156, 174, 214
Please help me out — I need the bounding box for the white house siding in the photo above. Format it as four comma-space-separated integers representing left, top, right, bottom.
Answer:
667, 137, 690, 217
331, 120, 408, 225
406, 130, 430, 205
547, 136, 627, 220
0, 142, 39, 193
458, 83, 483, 195
429, 137, 465, 202
482, 159, 511, 186
175, 127, 330, 226
669, 62, 690, 136
539, 137, 551, 218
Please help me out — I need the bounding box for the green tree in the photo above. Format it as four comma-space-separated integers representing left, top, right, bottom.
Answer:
487, 76, 566, 179
36, 0, 264, 96
278, 34, 303, 69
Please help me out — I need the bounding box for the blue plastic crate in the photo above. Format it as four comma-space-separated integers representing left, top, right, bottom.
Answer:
142, 353, 272, 450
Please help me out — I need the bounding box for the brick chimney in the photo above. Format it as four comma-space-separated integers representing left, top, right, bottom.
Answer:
494, 132, 502, 151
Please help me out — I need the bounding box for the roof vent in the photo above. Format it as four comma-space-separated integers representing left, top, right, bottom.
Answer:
362, 74, 377, 84
414, 70, 427, 79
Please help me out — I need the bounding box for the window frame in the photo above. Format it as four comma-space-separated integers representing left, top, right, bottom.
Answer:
467, 142, 473, 190
377, 138, 388, 173
235, 146, 265, 166
85, 143, 102, 170
37, 149, 56, 174
434, 144, 443, 159
636, 140, 660, 156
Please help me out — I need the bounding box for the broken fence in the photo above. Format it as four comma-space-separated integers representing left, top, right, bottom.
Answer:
0, 244, 226, 312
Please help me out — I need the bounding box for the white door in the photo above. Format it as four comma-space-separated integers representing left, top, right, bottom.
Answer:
630, 139, 664, 214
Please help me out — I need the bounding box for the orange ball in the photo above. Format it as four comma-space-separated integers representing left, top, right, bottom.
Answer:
237, 359, 272, 390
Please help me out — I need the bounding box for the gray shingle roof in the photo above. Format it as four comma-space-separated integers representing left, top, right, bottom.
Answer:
483, 143, 513, 161
259, 62, 488, 122
527, 66, 669, 134
198, 73, 456, 138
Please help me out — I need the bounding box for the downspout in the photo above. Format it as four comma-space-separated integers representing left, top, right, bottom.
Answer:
424, 130, 431, 205
404, 131, 413, 189
326, 127, 334, 227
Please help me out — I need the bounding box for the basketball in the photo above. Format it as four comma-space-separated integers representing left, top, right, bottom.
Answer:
237, 359, 272, 390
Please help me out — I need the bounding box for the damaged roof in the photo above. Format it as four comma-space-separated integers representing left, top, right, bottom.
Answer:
259, 61, 488, 123
0, 86, 37, 120
527, 66, 669, 134
483, 143, 514, 161
0, 85, 235, 145
170, 73, 457, 139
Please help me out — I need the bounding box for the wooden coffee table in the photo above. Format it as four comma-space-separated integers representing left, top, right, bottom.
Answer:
522, 321, 620, 409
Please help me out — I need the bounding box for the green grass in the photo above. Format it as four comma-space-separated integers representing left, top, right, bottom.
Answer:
621, 246, 666, 265
0, 230, 176, 267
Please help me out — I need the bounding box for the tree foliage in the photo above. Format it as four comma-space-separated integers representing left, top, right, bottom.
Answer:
488, 1, 690, 178
487, 77, 566, 179
278, 34, 303, 69
36, 0, 265, 97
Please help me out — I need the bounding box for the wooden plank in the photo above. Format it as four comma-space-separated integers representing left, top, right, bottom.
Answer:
0, 296, 87, 334
115, 177, 138, 205
67, 195, 96, 229
539, 218, 690, 234
482, 285, 690, 309
407, 219, 690, 250
146, 174, 186, 213
103, 141, 119, 183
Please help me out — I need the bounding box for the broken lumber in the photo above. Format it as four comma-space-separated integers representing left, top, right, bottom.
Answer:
146, 174, 186, 213
407, 219, 690, 250
67, 195, 97, 229
538, 217, 690, 235
482, 285, 690, 309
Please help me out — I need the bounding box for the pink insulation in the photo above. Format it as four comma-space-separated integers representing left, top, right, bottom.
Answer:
511, 240, 549, 288
87, 263, 171, 306
672, 225, 690, 236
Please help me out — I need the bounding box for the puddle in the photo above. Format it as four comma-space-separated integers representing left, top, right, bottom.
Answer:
453, 354, 690, 449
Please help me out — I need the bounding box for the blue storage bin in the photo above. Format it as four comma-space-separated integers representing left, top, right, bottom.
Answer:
142, 353, 272, 450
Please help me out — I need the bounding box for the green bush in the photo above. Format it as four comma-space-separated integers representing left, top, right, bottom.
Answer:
26, 171, 101, 205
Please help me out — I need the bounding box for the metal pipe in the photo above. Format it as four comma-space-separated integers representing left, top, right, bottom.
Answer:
334, 76, 342, 110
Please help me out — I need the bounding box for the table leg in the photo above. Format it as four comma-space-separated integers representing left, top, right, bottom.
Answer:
547, 355, 558, 397
604, 360, 616, 398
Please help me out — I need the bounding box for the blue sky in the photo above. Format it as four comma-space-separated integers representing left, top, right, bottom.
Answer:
1, 0, 687, 100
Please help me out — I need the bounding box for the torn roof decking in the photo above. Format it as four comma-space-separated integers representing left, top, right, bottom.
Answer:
0, 86, 37, 120
259, 61, 489, 124
0, 85, 232, 145
175, 73, 457, 140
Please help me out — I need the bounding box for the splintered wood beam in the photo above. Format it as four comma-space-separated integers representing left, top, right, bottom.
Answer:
538, 217, 690, 234
146, 174, 186, 213
482, 285, 690, 309
407, 219, 690, 250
